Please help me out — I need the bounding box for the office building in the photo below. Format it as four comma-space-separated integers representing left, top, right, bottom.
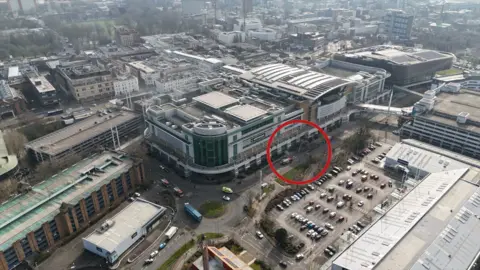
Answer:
334, 45, 455, 86
332, 140, 480, 270
0, 80, 26, 118
55, 62, 114, 102
127, 61, 160, 87
154, 64, 198, 96
0, 150, 145, 270
25, 110, 142, 163
401, 89, 480, 160
113, 75, 139, 96
27, 75, 59, 106
383, 9, 414, 40
113, 25, 138, 47
83, 199, 166, 264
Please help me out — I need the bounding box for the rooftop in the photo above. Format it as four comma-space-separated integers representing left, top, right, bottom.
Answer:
25, 110, 140, 156
386, 142, 472, 173
431, 91, 480, 124
333, 167, 469, 270
59, 63, 110, 81
127, 61, 156, 74
240, 63, 353, 101
0, 80, 18, 100
410, 186, 480, 270
339, 45, 453, 65
83, 199, 165, 253
192, 91, 239, 109
0, 151, 134, 251
192, 246, 254, 270
225, 104, 268, 122
28, 75, 56, 93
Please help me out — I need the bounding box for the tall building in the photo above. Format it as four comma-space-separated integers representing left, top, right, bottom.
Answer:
25, 109, 142, 163
27, 75, 59, 106
55, 61, 114, 102
113, 25, 138, 47
382, 9, 414, 40
0, 150, 146, 270
7, 0, 36, 13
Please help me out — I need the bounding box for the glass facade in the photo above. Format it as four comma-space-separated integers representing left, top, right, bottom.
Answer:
193, 134, 228, 167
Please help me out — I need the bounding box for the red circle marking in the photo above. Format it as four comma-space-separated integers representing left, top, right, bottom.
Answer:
266, 119, 332, 185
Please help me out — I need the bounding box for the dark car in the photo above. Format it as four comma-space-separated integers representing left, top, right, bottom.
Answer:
337, 216, 345, 223
324, 249, 334, 257
380, 183, 386, 189
300, 225, 307, 231
279, 261, 288, 268
363, 187, 370, 192
327, 196, 334, 202
356, 188, 362, 194
367, 193, 373, 199
327, 245, 337, 254
322, 208, 330, 214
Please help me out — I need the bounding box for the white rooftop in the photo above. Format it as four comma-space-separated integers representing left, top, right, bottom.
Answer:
410, 188, 480, 270
332, 168, 469, 270
193, 91, 239, 109
83, 199, 165, 253
386, 142, 470, 173
225, 104, 268, 122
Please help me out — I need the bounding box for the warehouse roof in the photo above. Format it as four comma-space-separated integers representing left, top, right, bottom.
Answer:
0, 151, 134, 251
193, 91, 239, 109
332, 168, 469, 270
410, 186, 480, 270
25, 110, 140, 156
83, 199, 165, 253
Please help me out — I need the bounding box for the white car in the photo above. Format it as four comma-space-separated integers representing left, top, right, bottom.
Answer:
256, 231, 264, 239
357, 201, 364, 207
150, 250, 159, 258
296, 254, 305, 260
222, 196, 231, 201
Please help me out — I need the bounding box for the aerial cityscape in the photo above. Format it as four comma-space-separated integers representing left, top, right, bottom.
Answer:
0, 0, 480, 270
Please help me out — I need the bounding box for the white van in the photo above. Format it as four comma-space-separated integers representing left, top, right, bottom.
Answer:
336, 201, 345, 209
329, 212, 337, 218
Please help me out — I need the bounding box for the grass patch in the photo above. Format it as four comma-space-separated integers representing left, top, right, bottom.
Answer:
263, 183, 276, 194
275, 177, 288, 186
199, 201, 226, 218
251, 263, 262, 270
283, 163, 310, 180
223, 239, 244, 255
157, 239, 195, 270
197, 233, 224, 241
436, 68, 462, 76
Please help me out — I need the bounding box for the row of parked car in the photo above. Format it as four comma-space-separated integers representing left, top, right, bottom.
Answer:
276, 185, 316, 211
348, 221, 367, 235
290, 212, 335, 241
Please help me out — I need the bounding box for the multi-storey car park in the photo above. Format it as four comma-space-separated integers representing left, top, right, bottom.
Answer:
25, 109, 142, 164
0, 150, 146, 270
401, 88, 480, 160
144, 63, 390, 178
333, 45, 455, 86
330, 140, 480, 270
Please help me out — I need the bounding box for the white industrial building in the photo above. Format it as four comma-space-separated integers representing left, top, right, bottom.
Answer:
248, 28, 280, 41
332, 140, 480, 270
83, 199, 166, 264
217, 31, 246, 46
113, 75, 139, 96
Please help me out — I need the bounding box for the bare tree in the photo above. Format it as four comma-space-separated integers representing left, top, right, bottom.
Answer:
3, 130, 28, 158
0, 178, 18, 202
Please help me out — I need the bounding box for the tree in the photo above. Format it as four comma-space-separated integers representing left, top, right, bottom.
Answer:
275, 228, 288, 246
3, 130, 28, 159
341, 123, 373, 154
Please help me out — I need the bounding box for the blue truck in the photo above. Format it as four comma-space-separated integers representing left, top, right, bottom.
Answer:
184, 203, 202, 222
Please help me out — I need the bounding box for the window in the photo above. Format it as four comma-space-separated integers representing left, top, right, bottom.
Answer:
233, 144, 238, 156
233, 135, 237, 141
131, 232, 137, 239
96, 247, 103, 253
